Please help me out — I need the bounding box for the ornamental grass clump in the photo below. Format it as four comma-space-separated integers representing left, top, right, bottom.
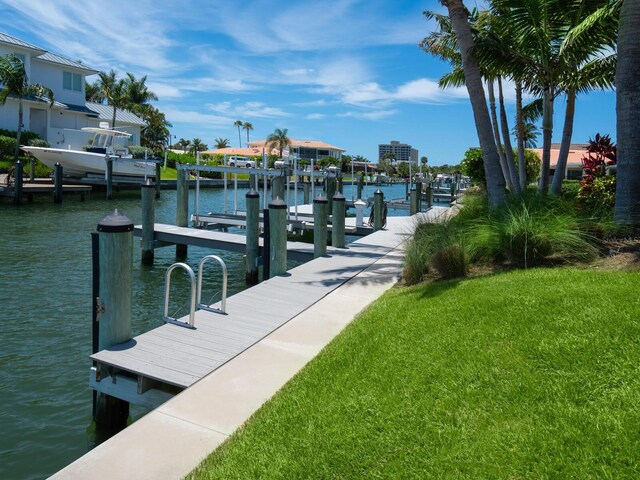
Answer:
431, 243, 468, 278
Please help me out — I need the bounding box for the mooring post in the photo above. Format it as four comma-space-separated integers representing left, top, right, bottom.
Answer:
94, 209, 133, 429
326, 176, 336, 212
426, 182, 433, 208
245, 189, 260, 285
141, 179, 155, 265
313, 194, 328, 257
176, 168, 188, 259
410, 186, 417, 215
332, 192, 346, 248
337, 173, 343, 194
354, 199, 366, 226
268, 197, 287, 276
105, 157, 113, 200
14, 160, 23, 205
373, 189, 384, 231
29, 157, 35, 182
272, 175, 285, 201
154, 161, 161, 199
415, 178, 422, 213
303, 182, 310, 204
53, 162, 63, 204
356, 173, 364, 200
451, 182, 457, 204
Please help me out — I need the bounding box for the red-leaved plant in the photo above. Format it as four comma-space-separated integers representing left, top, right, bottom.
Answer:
580, 133, 616, 193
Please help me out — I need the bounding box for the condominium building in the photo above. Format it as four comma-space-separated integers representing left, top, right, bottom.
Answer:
378, 140, 418, 165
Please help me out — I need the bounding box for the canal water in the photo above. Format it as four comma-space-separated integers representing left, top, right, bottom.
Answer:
0, 182, 409, 479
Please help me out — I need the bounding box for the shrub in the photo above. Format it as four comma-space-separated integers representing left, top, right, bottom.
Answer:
460, 147, 541, 187
28, 138, 50, 148
0, 128, 40, 144
128, 145, 153, 159
561, 180, 581, 200
431, 244, 468, 279
0, 135, 17, 158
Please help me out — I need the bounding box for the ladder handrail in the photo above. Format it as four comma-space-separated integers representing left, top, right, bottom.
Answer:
197, 255, 228, 314
163, 262, 196, 328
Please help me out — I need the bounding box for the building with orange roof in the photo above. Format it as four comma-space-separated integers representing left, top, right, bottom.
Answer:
532, 143, 587, 181
203, 147, 264, 157
247, 138, 345, 160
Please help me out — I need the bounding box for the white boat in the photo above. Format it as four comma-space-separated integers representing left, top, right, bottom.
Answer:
21, 126, 156, 178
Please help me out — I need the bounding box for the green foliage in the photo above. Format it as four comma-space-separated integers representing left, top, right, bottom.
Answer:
431, 244, 468, 279
27, 138, 49, 148
460, 147, 540, 187
128, 145, 153, 159
579, 175, 616, 211
560, 179, 582, 200
0, 135, 16, 158
0, 128, 40, 143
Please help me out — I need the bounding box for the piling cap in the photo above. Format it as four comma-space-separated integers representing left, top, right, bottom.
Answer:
97, 209, 134, 233
313, 194, 328, 204
268, 196, 287, 209
246, 188, 259, 198
142, 178, 155, 188
374, 188, 384, 196
332, 192, 345, 201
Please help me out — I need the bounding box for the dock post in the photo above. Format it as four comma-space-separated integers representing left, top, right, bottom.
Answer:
450, 182, 457, 204
14, 160, 23, 205
29, 157, 35, 182
53, 162, 63, 204
141, 179, 155, 265
155, 162, 161, 199
415, 178, 422, 213
357, 173, 364, 199
245, 189, 260, 285
272, 175, 285, 201
405, 178, 409, 200
427, 182, 433, 208
94, 210, 133, 429
410, 186, 417, 215
373, 189, 384, 231
354, 199, 366, 226
326, 176, 336, 212
269, 197, 287, 276
303, 182, 310, 204
313, 194, 328, 257
176, 168, 188, 259
337, 173, 343, 194
105, 157, 113, 200
332, 192, 346, 248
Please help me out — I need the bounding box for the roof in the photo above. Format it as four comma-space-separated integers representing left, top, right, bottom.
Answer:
86, 102, 146, 127
205, 147, 264, 156
532, 146, 587, 168
249, 138, 346, 152
0, 31, 97, 73
65, 103, 99, 116
0, 32, 46, 53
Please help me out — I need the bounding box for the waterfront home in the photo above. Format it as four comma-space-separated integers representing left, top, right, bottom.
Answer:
532, 143, 587, 181
0, 31, 144, 149
248, 138, 345, 161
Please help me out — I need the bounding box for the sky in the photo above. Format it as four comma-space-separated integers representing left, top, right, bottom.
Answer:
0, 0, 617, 166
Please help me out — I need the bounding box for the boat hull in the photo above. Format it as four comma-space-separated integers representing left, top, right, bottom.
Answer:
21, 147, 156, 178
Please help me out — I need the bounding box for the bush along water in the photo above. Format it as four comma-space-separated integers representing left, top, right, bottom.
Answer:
403, 191, 604, 284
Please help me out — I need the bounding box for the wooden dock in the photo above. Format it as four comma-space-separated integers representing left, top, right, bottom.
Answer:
91, 212, 443, 409
0, 177, 92, 200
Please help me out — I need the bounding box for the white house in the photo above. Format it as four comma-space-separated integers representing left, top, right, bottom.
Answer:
0, 32, 145, 149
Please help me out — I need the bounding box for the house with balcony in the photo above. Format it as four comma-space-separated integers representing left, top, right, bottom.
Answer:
248, 138, 345, 161
0, 31, 144, 149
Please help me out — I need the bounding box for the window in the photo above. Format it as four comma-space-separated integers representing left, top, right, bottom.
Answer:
63, 71, 82, 92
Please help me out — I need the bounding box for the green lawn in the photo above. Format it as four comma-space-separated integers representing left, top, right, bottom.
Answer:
188, 268, 640, 479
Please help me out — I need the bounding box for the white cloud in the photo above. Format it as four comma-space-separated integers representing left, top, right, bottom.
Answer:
206, 101, 289, 119
305, 113, 326, 120
162, 107, 232, 127
339, 110, 398, 121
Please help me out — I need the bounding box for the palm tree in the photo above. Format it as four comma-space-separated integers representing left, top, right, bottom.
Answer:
614, 0, 640, 225
0, 54, 54, 159
233, 120, 243, 148
190, 138, 207, 155
440, 0, 506, 208
140, 106, 171, 152
96, 69, 126, 128
122, 73, 158, 115
266, 128, 292, 158
85, 80, 104, 102
214, 137, 230, 149
243, 122, 253, 145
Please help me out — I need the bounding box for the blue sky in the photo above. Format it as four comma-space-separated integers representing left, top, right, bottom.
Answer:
0, 0, 617, 165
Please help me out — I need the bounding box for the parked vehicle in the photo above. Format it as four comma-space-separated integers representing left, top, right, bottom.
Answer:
228, 156, 256, 168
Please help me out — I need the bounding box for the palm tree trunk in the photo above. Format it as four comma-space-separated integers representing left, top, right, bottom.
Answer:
614, 0, 640, 226
515, 82, 527, 190
487, 79, 511, 190
550, 89, 576, 196
15, 99, 23, 160
444, 0, 506, 208
498, 76, 520, 195
237, 127, 242, 148
538, 85, 554, 193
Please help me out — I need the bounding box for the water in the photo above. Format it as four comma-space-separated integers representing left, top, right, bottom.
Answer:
0, 181, 409, 479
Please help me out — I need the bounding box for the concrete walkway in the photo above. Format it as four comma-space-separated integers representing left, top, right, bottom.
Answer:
51, 209, 448, 479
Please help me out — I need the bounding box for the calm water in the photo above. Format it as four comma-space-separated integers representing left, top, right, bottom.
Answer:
0, 182, 408, 479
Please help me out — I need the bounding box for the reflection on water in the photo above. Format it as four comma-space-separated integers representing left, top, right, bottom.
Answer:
0, 182, 408, 479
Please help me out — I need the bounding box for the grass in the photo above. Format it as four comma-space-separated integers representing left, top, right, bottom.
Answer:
188, 268, 640, 479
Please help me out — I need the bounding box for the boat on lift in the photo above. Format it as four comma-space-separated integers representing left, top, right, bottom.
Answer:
21, 123, 156, 178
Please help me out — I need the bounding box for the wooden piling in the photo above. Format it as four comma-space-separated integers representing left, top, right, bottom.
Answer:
426, 182, 433, 208
141, 179, 155, 265
332, 192, 346, 248
176, 168, 188, 259
409, 187, 417, 215
314, 194, 328, 257
105, 157, 113, 200
357, 173, 364, 200
155, 162, 161, 198
271, 175, 285, 201
53, 162, 63, 204
268, 197, 287, 276
405, 178, 409, 200
303, 182, 310, 204
29, 157, 35, 182
373, 189, 384, 231
415, 178, 422, 213
94, 209, 133, 428
245, 189, 260, 285
14, 160, 23, 205
451, 182, 457, 204
326, 177, 336, 212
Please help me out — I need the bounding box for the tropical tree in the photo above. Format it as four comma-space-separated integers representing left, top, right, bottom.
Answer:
233, 120, 243, 147
94, 70, 127, 128
214, 137, 230, 149
122, 72, 157, 116
140, 106, 171, 152
190, 138, 207, 155
266, 128, 292, 158
85, 80, 104, 102
440, 0, 506, 207
243, 122, 253, 144
614, 0, 640, 225
0, 54, 54, 159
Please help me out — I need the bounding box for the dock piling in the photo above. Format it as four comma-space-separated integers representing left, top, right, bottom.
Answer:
14, 160, 23, 205
409, 186, 417, 215
141, 179, 155, 265
105, 157, 113, 200
29, 158, 35, 182
313, 194, 328, 257
268, 197, 287, 276
176, 168, 188, 259
303, 182, 310, 204
53, 163, 63, 204
332, 192, 346, 248
245, 189, 260, 285
373, 189, 384, 231
357, 174, 364, 200
427, 182, 433, 208
155, 162, 161, 199
415, 178, 422, 213
326, 177, 336, 212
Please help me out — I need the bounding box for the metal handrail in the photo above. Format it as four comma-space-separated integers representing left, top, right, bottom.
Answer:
197, 255, 228, 314
163, 262, 197, 328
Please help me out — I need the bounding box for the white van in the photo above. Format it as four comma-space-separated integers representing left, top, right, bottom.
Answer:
228, 156, 256, 168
